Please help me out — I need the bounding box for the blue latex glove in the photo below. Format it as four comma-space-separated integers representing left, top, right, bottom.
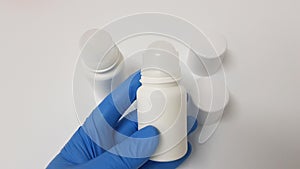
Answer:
47, 71, 198, 169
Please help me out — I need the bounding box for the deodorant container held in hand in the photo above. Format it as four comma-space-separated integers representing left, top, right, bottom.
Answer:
137, 41, 187, 162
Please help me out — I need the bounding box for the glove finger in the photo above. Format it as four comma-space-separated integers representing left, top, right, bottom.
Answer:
114, 114, 197, 145
140, 142, 192, 169
114, 110, 138, 144
97, 70, 141, 127
46, 153, 76, 169
78, 126, 160, 169
82, 71, 141, 152
187, 116, 198, 135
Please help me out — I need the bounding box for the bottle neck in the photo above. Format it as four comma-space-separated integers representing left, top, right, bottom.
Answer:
141, 79, 179, 87
140, 70, 181, 87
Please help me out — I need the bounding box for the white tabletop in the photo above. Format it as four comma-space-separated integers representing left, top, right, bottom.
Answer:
0, 1, 299, 168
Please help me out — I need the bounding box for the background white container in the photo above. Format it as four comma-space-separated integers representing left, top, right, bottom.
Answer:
185, 30, 229, 144
79, 29, 124, 102
194, 69, 230, 143
187, 30, 227, 76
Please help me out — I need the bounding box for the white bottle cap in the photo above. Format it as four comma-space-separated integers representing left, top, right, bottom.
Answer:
79, 29, 122, 73
141, 41, 180, 83
187, 30, 227, 76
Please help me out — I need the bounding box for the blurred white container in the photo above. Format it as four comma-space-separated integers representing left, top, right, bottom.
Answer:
79, 29, 124, 102
186, 30, 229, 143
187, 30, 227, 76
194, 69, 229, 144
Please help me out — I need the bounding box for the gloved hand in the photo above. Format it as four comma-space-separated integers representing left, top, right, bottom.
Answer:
47, 71, 198, 169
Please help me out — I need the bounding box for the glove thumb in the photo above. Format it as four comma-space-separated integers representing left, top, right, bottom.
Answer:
77, 126, 160, 169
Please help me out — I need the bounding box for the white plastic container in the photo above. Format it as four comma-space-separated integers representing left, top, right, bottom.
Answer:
137, 41, 187, 162
185, 30, 229, 143
191, 69, 230, 144
79, 29, 124, 102
187, 30, 227, 76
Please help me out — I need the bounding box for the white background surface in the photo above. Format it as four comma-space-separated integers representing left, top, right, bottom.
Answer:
0, 1, 299, 168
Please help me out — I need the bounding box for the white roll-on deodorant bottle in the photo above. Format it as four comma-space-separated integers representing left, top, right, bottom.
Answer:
137, 41, 187, 162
